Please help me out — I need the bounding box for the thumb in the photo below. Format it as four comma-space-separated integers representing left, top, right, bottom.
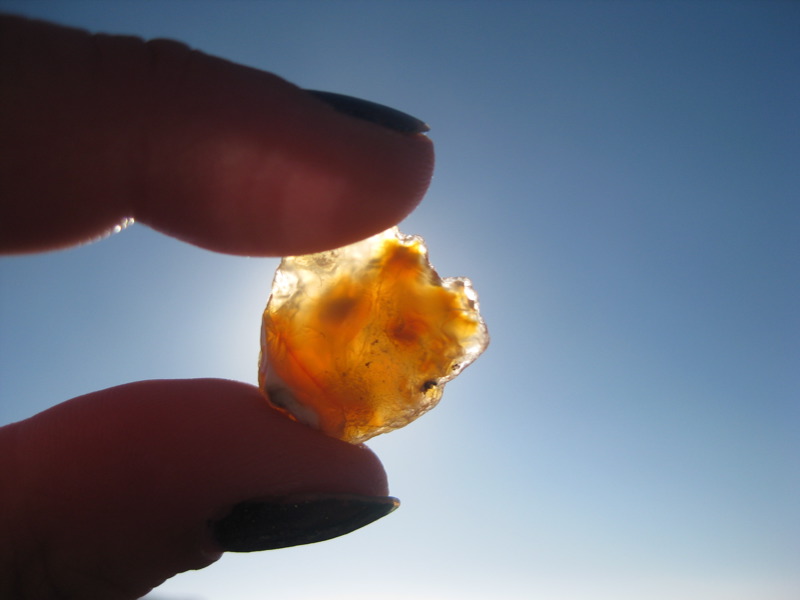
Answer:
0, 379, 394, 599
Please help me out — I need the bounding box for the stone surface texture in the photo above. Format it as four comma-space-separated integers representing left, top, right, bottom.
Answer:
259, 227, 489, 443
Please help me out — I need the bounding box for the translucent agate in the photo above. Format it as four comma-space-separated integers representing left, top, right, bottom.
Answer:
259, 227, 488, 443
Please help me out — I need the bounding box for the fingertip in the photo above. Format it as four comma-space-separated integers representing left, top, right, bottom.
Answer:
134, 54, 436, 255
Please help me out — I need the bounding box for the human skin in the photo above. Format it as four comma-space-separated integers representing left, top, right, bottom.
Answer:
0, 14, 434, 599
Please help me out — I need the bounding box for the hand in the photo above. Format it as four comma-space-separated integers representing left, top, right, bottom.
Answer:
0, 14, 434, 600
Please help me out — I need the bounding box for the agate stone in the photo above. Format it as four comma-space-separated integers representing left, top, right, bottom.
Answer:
259, 227, 488, 443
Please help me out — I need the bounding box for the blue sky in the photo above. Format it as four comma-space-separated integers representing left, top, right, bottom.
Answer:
1, 1, 798, 599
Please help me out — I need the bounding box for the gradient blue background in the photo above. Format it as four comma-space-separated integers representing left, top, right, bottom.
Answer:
1, 2, 798, 599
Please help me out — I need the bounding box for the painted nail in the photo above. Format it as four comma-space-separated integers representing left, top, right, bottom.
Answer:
212, 493, 400, 552
306, 90, 430, 134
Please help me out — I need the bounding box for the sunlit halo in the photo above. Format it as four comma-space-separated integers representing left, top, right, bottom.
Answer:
112, 217, 136, 234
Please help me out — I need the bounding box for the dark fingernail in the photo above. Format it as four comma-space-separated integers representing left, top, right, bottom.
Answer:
212, 493, 400, 552
306, 90, 430, 134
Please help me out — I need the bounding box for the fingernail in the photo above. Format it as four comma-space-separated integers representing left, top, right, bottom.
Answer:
306, 90, 430, 134
212, 493, 400, 552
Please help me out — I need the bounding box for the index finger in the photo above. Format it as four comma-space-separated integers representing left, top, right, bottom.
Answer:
0, 15, 434, 256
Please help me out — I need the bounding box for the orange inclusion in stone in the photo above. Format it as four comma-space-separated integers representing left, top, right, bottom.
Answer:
260, 228, 488, 444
